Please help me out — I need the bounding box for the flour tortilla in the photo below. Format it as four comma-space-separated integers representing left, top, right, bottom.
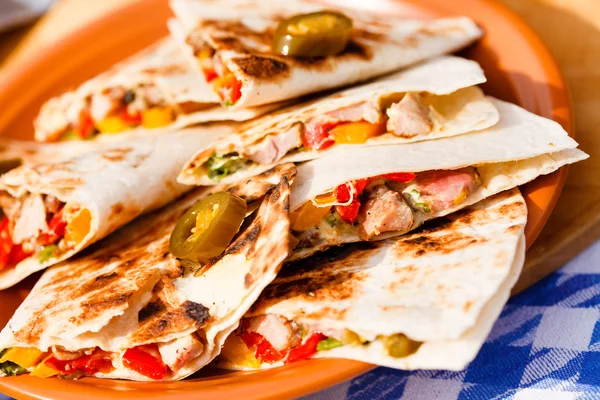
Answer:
178, 56, 499, 186
34, 37, 283, 142
218, 188, 526, 371
170, 0, 483, 109
0, 125, 233, 290
288, 98, 588, 260
0, 164, 296, 381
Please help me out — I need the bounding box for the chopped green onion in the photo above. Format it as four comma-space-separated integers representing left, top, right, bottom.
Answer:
205, 153, 251, 181
404, 189, 431, 213
38, 245, 59, 264
316, 337, 344, 351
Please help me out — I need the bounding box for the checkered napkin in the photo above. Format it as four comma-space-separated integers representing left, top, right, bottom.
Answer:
1, 240, 599, 400
306, 239, 600, 400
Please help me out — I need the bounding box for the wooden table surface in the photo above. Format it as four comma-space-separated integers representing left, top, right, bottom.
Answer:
0, 0, 598, 293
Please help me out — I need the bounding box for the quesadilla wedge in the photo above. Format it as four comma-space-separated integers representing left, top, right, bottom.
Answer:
0, 164, 295, 381
34, 38, 282, 143
178, 56, 499, 185
217, 188, 526, 371
169, 0, 483, 109
0, 125, 231, 290
287, 98, 587, 261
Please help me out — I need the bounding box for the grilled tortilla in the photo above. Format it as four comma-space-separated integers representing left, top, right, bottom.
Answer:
0, 164, 295, 381
286, 98, 587, 260
0, 126, 232, 290
34, 38, 283, 143
178, 56, 500, 186
217, 188, 526, 371
169, 0, 483, 109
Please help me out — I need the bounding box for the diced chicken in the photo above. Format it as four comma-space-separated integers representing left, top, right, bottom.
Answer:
386, 93, 433, 138
246, 314, 302, 352
34, 98, 71, 142
245, 124, 303, 164
326, 101, 382, 124
12, 194, 48, 245
90, 87, 125, 122
404, 168, 480, 213
44, 195, 63, 215
158, 334, 204, 371
358, 184, 414, 240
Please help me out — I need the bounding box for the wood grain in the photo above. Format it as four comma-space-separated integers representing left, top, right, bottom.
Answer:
0, 0, 597, 293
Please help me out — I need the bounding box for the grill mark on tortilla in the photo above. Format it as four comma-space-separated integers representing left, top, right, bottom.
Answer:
395, 233, 484, 258
231, 56, 290, 80
139, 299, 165, 323
101, 147, 134, 162
49, 178, 85, 186
244, 272, 254, 288
141, 64, 187, 75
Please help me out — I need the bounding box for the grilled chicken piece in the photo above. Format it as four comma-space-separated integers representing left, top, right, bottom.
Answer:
386, 93, 433, 138
246, 314, 302, 352
403, 168, 480, 213
358, 184, 414, 240
245, 124, 303, 164
158, 334, 204, 371
90, 87, 125, 122
326, 101, 382, 124
12, 194, 48, 245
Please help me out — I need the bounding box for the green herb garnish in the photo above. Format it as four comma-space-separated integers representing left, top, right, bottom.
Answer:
205, 153, 251, 181
223, 100, 234, 107
316, 337, 344, 351
38, 245, 59, 264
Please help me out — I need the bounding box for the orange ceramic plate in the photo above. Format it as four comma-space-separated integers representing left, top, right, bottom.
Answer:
0, 0, 572, 398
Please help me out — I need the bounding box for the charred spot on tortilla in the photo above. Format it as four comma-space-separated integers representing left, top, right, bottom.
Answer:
244, 272, 254, 288
140, 64, 187, 76
231, 56, 290, 80
81, 292, 132, 312
201, 19, 275, 47
396, 232, 484, 258
111, 203, 124, 216
182, 300, 210, 325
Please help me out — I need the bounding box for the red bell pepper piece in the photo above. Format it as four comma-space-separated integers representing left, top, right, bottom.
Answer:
75, 110, 95, 139
285, 332, 327, 364
46, 349, 114, 375
239, 331, 285, 363
119, 109, 142, 126
239, 331, 263, 348
7, 244, 32, 266
0, 218, 13, 271
255, 338, 285, 363
302, 122, 337, 150
123, 344, 168, 380
333, 179, 371, 224
202, 68, 218, 83
39, 210, 67, 246
381, 172, 416, 183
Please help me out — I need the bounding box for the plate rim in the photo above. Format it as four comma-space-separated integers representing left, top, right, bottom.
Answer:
0, 0, 573, 398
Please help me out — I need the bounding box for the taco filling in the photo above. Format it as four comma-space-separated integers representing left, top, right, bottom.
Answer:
199, 92, 444, 181
291, 167, 480, 250
221, 314, 422, 368
0, 194, 91, 271
0, 333, 204, 380
35, 83, 179, 142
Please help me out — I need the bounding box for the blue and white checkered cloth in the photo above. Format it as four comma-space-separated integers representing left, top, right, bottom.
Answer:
2, 240, 600, 400
307, 239, 600, 400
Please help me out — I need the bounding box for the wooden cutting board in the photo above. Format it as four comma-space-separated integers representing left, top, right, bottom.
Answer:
0, 0, 598, 293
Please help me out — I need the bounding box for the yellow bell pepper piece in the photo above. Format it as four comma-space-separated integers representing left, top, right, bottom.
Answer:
330, 121, 386, 145
220, 334, 261, 369
197, 48, 213, 61
142, 107, 174, 129
95, 116, 130, 134
30, 357, 59, 378
290, 202, 332, 231
64, 208, 91, 246
0, 347, 44, 368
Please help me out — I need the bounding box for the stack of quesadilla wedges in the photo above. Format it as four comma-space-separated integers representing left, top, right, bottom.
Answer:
0, 0, 590, 385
